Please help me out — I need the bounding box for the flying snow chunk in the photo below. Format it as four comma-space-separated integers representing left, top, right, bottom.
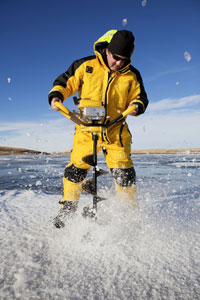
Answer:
184, 51, 192, 62
8, 97, 12, 101
176, 82, 179, 86
142, 0, 147, 6
7, 77, 11, 83
36, 180, 42, 186
122, 18, 127, 26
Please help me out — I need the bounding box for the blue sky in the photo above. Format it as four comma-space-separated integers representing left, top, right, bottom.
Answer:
0, 0, 200, 152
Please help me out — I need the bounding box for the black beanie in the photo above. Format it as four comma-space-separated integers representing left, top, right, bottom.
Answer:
108, 30, 135, 58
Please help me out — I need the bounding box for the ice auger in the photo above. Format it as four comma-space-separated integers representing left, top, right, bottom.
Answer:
55, 99, 137, 219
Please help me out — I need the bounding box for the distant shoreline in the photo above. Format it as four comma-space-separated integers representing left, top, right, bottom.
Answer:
1, 146, 200, 156
131, 148, 200, 154
0, 146, 49, 156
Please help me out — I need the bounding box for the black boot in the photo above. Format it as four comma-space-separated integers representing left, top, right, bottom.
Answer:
53, 201, 78, 228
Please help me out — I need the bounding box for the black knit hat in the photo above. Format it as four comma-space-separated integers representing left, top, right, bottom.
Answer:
108, 30, 135, 58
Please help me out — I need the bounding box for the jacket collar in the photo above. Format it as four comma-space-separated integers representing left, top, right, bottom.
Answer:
94, 42, 131, 74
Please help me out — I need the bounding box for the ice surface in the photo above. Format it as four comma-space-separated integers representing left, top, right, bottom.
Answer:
0, 154, 200, 299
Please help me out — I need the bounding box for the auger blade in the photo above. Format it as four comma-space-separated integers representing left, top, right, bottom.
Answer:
82, 169, 109, 195
82, 196, 107, 220
82, 178, 95, 194
82, 154, 95, 166
82, 178, 108, 199
96, 169, 109, 176
96, 196, 107, 202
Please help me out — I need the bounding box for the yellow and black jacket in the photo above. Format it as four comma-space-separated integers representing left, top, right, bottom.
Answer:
48, 30, 148, 145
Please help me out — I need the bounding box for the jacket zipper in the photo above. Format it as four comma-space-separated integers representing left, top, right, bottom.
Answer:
102, 72, 115, 143
104, 71, 114, 122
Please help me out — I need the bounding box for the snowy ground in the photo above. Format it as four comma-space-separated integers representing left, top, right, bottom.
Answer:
0, 154, 200, 299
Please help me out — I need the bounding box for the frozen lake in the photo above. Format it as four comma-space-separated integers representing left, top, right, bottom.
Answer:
0, 153, 200, 299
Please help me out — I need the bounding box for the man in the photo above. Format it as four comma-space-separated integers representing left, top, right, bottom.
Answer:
48, 29, 148, 228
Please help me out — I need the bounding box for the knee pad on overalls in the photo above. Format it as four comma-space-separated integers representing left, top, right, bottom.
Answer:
110, 167, 136, 186
110, 167, 138, 208
61, 164, 88, 204
64, 163, 88, 183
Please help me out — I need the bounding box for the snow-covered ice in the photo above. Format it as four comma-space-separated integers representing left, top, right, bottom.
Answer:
0, 154, 200, 299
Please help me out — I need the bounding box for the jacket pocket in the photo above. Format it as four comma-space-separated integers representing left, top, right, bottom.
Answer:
119, 123, 132, 147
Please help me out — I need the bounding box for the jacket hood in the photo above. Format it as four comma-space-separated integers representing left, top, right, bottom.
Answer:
94, 29, 117, 52
94, 30, 131, 73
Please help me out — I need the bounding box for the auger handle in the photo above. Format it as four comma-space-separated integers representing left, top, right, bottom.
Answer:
54, 102, 84, 126
105, 104, 137, 128
54, 101, 137, 128
121, 104, 137, 118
